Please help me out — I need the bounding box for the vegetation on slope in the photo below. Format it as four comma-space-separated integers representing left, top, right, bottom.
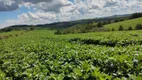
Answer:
0, 13, 132, 32
54, 13, 142, 34
1, 12, 142, 34
104, 17, 142, 30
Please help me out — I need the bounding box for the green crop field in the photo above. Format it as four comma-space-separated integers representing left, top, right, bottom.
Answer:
0, 30, 142, 80
104, 17, 142, 30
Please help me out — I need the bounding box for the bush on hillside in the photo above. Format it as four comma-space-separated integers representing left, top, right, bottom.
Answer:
111, 28, 115, 31
135, 24, 142, 30
29, 27, 35, 30
118, 25, 124, 31
0, 28, 13, 32
97, 22, 103, 27
114, 20, 119, 22
128, 26, 133, 30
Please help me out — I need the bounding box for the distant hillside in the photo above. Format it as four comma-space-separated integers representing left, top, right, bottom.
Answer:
54, 13, 142, 34
35, 14, 130, 30
1, 13, 130, 30
36, 20, 93, 29
104, 17, 142, 30
1, 13, 141, 33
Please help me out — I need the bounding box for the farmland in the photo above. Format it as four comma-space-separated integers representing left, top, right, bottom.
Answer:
0, 30, 142, 80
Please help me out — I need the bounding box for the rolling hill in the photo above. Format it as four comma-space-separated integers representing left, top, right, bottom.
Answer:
1, 13, 131, 30
1, 13, 142, 33
104, 17, 142, 30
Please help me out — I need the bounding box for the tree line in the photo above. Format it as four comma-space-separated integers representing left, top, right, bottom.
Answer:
0, 27, 35, 33
115, 24, 142, 31
130, 13, 142, 19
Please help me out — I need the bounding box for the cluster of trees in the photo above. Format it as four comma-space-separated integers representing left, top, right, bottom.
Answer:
54, 22, 109, 34
130, 13, 142, 19
0, 27, 13, 32
55, 18, 129, 34
0, 27, 35, 33
135, 24, 142, 30
111, 24, 142, 31
55, 21, 142, 34
97, 19, 125, 26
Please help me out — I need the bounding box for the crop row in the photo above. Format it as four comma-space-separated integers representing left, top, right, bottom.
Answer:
0, 30, 142, 80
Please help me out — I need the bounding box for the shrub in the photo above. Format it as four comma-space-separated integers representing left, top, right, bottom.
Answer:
135, 24, 142, 30
111, 28, 115, 31
128, 26, 133, 30
118, 25, 124, 31
114, 20, 119, 22
97, 22, 103, 27
1, 28, 12, 32
29, 27, 35, 30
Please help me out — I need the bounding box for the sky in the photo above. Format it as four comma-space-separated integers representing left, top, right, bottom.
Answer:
0, 0, 142, 28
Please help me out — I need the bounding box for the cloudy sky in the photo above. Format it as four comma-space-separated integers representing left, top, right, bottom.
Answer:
0, 0, 142, 28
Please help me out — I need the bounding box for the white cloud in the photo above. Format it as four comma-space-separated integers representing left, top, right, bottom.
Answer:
0, 0, 54, 11
17, 11, 57, 24
1, 0, 142, 28
34, 0, 73, 12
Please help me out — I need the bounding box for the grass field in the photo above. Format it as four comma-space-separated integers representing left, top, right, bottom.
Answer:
0, 30, 142, 79
104, 17, 142, 30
